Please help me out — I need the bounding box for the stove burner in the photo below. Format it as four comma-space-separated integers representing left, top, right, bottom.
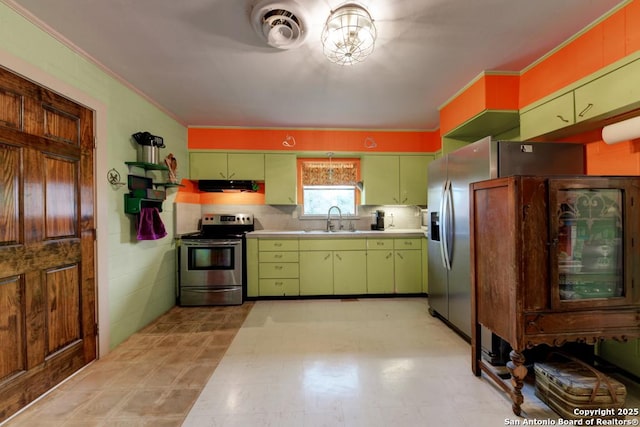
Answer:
182, 213, 255, 240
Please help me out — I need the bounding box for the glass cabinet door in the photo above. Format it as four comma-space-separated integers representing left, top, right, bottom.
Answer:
554, 186, 624, 303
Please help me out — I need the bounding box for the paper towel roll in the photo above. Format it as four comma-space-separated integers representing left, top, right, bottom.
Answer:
602, 115, 640, 144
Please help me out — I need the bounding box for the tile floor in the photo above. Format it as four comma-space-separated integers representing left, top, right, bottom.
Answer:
2, 303, 254, 427
3, 298, 640, 427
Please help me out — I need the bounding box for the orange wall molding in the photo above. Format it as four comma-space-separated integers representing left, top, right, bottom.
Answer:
439, 73, 519, 136
520, 1, 640, 107
188, 127, 440, 153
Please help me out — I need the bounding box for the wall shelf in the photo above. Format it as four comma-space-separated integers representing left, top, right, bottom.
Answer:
125, 161, 168, 171
123, 161, 181, 215
124, 194, 163, 214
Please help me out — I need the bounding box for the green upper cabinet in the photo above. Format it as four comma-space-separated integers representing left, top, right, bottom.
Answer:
362, 155, 433, 206
520, 55, 640, 141
265, 153, 297, 205
227, 153, 265, 180
520, 92, 575, 141
574, 58, 640, 124
361, 155, 400, 205
189, 152, 264, 180
190, 152, 227, 179
399, 155, 433, 205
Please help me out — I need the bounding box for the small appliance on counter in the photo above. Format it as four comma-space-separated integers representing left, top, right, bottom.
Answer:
372, 209, 385, 230
132, 131, 165, 164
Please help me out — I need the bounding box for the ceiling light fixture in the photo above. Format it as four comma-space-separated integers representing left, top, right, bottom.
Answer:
321, 3, 376, 65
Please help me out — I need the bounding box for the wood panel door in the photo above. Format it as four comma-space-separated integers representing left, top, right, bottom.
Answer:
0, 66, 96, 422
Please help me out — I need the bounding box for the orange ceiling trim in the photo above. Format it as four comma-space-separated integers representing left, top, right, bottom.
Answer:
188, 127, 440, 153
626, 0, 640, 52
484, 75, 520, 110
520, 2, 639, 107
439, 77, 486, 136
439, 74, 519, 136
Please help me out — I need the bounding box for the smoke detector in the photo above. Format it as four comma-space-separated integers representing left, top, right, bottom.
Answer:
251, 0, 308, 49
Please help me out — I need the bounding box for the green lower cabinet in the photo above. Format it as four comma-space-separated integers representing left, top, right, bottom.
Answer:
299, 251, 334, 295
252, 236, 426, 297
259, 279, 300, 297
255, 239, 300, 296
246, 239, 259, 297
597, 340, 640, 378
394, 249, 423, 293
421, 238, 428, 293
366, 250, 394, 293
333, 251, 367, 295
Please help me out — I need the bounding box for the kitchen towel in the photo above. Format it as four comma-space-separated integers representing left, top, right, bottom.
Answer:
137, 207, 167, 240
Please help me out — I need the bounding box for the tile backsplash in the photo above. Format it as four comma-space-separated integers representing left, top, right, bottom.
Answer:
175, 203, 423, 235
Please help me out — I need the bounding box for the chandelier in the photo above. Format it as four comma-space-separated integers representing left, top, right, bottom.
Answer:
321, 3, 377, 65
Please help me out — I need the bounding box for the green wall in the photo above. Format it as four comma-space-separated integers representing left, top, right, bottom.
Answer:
0, 3, 188, 350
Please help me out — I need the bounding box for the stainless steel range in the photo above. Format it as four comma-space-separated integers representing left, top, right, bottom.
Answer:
178, 213, 254, 306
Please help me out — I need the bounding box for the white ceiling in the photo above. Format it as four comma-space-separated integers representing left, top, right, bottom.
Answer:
6, 0, 626, 130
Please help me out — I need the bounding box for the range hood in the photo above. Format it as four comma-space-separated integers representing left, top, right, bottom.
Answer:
198, 180, 257, 192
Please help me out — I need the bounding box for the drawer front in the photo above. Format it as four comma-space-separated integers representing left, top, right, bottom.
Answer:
520, 92, 575, 140
259, 279, 300, 296
394, 238, 421, 249
524, 310, 640, 335
259, 263, 299, 278
299, 238, 366, 251
258, 239, 299, 251
574, 58, 640, 123
366, 238, 394, 250
259, 251, 299, 263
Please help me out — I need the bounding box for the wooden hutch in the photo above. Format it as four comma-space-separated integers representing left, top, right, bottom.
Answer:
470, 175, 640, 416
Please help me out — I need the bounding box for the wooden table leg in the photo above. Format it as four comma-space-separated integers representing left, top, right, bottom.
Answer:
506, 349, 527, 416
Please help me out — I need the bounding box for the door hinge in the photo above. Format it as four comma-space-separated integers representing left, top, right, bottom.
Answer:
94, 323, 99, 336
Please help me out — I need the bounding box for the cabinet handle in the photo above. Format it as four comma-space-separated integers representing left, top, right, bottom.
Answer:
275, 265, 283, 270
275, 243, 282, 247
386, 253, 392, 259
275, 254, 282, 258
376, 241, 384, 246
402, 197, 408, 203
397, 253, 404, 260
335, 254, 342, 261
275, 281, 283, 286
288, 197, 295, 203
404, 241, 412, 246
228, 172, 235, 179
219, 172, 226, 178
324, 253, 331, 260
578, 103, 593, 118
556, 115, 569, 123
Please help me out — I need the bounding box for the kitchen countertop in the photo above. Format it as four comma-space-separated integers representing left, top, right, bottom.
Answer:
247, 229, 427, 239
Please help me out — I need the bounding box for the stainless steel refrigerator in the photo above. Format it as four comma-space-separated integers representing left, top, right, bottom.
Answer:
427, 136, 585, 362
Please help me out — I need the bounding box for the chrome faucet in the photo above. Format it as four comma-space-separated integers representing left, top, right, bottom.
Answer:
326, 205, 343, 232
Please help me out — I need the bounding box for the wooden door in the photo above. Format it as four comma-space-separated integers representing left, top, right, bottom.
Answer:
0, 66, 96, 422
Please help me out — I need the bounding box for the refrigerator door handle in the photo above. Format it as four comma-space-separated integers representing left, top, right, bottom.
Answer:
441, 180, 453, 271
445, 180, 454, 269
438, 180, 448, 270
